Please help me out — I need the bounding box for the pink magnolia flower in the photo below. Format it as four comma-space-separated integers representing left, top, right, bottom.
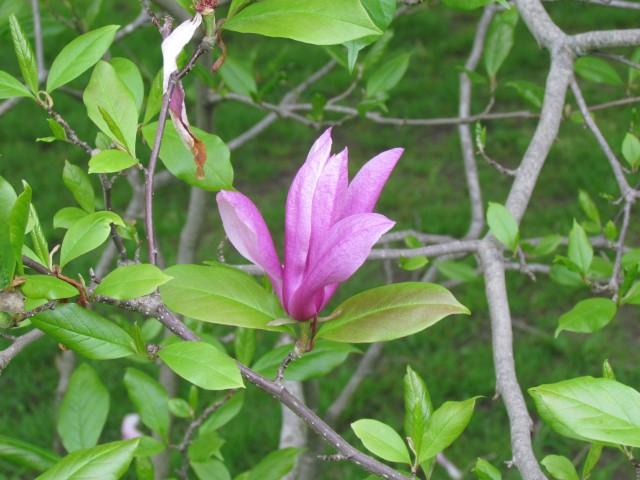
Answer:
161, 13, 207, 179
216, 129, 403, 321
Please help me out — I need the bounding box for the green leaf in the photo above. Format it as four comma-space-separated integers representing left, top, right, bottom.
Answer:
188, 430, 225, 463
351, 419, 411, 464
88, 149, 138, 174
529, 376, 640, 447
317, 283, 469, 343
168, 398, 193, 419
9, 14, 38, 94
21, 275, 79, 300
234, 327, 256, 366
418, 397, 477, 462
228, 0, 252, 18
621, 281, 640, 305
541, 455, 578, 480
31, 303, 136, 359
158, 341, 244, 391
252, 340, 359, 381
472, 458, 501, 480
487, 202, 519, 252
623, 248, 640, 269
582, 444, 603, 480
47, 118, 67, 140
399, 256, 428, 271
442, 0, 492, 10
218, 57, 257, 96
200, 391, 245, 433
247, 448, 302, 480
574, 57, 623, 86
28, 203, 49, 268
555, 298, 616, 337
602, 359, 617, 380
141, 123, 233, 191
60, 211, 124, 268
366, 52, 410, 99
124, 368, 170, 442
622, 132, 640, 169
568, 220, 592, 274
404, 366, 431, 456
578, 190, 601, 227
62, 160, 95, 213
135, 457, 155, 480
604, 220, 617, 242
160, 264, 285, 331
36, 439, 139, 480
223, 0, 382, 45
483, 10, 518, 79
533, 234, 563, 257
135, 436, 165, 458
437, 260, 478, 282
506, 80, 544, 109
142, 69, 163, 126
0, 435, 60, 472
0, 70, 33, 99
9, 182, 31, 273
191, 459, 231, 480
84, 61, 138, 155
94, 264, 172, 300
53, 207, 88, 230
47, 25, 120, 92
110, 57, 144, 112
58, 364, 109, 452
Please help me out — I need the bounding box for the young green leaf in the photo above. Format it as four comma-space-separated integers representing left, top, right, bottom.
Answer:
472, 458, 501, 480
228, 0, 252, 18
160, 264, 286, 331
399, 256, 428, 271
60, 211, 124, 268
62, 160, 95, 213
109, 57, 144, 112
366, 52, 411, 99
621, 281, 640, 305
168, 398, 193, 419
88, 149, 138, 174
437, 260, 479, 282
58, 364, 109, 452
487, 202, 519, 252
567, 220, 592, 274
191, 459, 231, 480
317, 283, 469, 343
199, 391, 245, 433
158, 342, 244, 391
541, 455, 579, 480
582, 444, 603, 480
604, 220, 617, 242
529, 376, 640, 447
442, 0, 492, 10
246, 448, 302, 480
36, 439, 139, 480
8, 14, 38, 94
574, 57, 623, 86
622, 132, 640, 169
124, 368, 170, 442
9, 182, 31, 274
218, 57, 257, 97
483, 10, 518, 79
21, 275, 79, 300
28, 203, 50, 268
506, 80, 544, 109
578, 190, 601, 228
0, 70, 34, 99
234, 327, 256, 366
533, 234, 562, 257
31, 303, 136, 359
94, 264, 173, 300
404, 366, 432, 455
223, 0, 382, 46
418, 397, 478, 462
0, 435, 60, 472
555, 298, 616, 337
143, 69, 163, 126
53, 207, 87, 230
47, 25, 120, 92
351, 419, 411, 464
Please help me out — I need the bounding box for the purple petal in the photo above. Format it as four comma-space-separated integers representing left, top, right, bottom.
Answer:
216, 191, 283, 299
286, 213, 395, 320
341, 148, 403, 216
283, 129, 334, 303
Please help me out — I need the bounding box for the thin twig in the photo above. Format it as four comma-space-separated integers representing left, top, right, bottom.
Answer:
44, 105, 94, 155
0, 329, 45, 371
30, 0, 46, 83
610, 200, 633, 300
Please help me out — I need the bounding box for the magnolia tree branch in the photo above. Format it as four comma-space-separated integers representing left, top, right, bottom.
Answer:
0, 329, 45, 371
30, 0, 46, 83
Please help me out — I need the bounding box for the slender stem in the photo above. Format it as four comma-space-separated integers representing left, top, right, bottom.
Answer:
0, 329, 45, 371
610, 200, 633, 300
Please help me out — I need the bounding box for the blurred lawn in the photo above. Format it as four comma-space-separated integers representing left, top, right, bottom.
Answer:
1, 1, 640, 479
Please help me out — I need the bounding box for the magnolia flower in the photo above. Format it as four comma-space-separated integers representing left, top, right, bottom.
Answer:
217, 129, 403, 321
161, 13, 207, 179
120, 413, 143, 440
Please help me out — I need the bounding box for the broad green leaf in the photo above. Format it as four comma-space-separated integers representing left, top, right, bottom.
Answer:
549, 264, 583, 287
541, 455, 578, 480
200, 391, 245, 433
555, 298, 616, 337
578, 190, 601, 227
110, 57, 144, 112
134, 436, 165, 458
28, 203, 49, 268
317, 283, 469, 343
191, 459, 231, 480
483, 10, 518, 79
487, 202, 519, 252
58, 364, 109, 452
0, 70, 33, 99
53, 207, 88, 230
135, 457, 155, 480
63, 160, 95, 213
9, 182, 31, 273
36, 439, 139, 480
252, 341, 360, 381
366, 52, 410, 99
142, 69, 163, 126
88, 149, 138, 174
160, 264, 285, 331
343, 0, 396, 71
472, 458, 501, 480
574, 57, 623, 86
228, 0, 252, 18
218, 57, 257, 96
47, 25, 120, 92
418, 397, 478, 462
21, 274, 79, 300
0, 435, 60, 472
234, 327, 256, 366
506, 80, 543, 109
142, 123, 233, 191
622, 248, 640, 269
568, 220, 592, 274
582, 444, 603, 480
94, 264, 172, 300
168, 398, 192, 419
622, 132, 640, 169
529, 376, 640, 447
247, 448, 302, 480
31, 303, 136, 359
437, 260, 478, 282
158, 341, 244, 390
223, 0, 382, 45
351, 419, 411, 464
622, 281, 640, 305
404, 366, 431, 455
60, 211, 124, 268
188, 430, 225, 463
124, 368, 170, 442
442, 0, 492, 10
533, 234, 562, 257
84, 61, 138, 155
9, 14, 38, 94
